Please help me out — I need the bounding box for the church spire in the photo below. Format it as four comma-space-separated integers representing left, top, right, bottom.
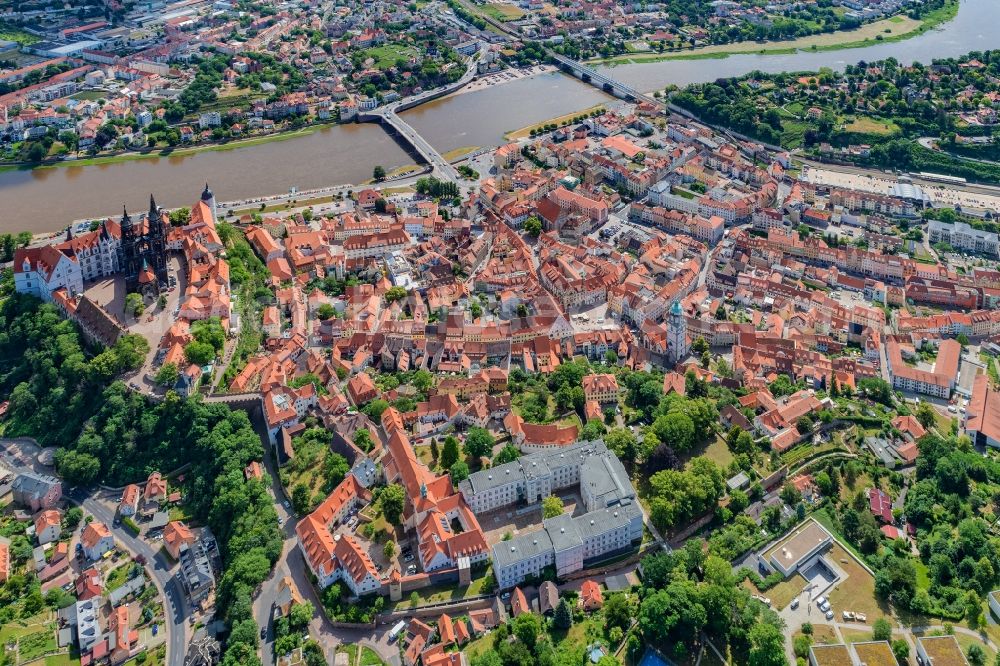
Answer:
121, 204, 132, 227
148, 194, 158, 220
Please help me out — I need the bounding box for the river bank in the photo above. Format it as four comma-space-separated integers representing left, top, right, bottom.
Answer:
453, 64, 556, 96
589, 0, 958, 66
503, 103, 608, 141
0, 122, 341, 173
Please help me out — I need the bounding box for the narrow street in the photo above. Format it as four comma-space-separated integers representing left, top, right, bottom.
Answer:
0, 439, 189, 666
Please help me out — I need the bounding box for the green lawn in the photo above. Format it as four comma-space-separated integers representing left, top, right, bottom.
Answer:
0, 22, 40, 45
41, 652, 81, 666
337, 644, 359, 666
390, 572, 491, 610
105, 563, 133, 592
18, 628, 57, 662
700, 436, 734, 469
0, 612, 54, 644
360, 647, 386, 666
479, 3, 524, 21
843, 115, 900, 135
360, 44, 419, 70
69, 91, 107, 101
167, 504, 195, 524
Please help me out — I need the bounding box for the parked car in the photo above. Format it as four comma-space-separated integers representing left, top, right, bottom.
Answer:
260, 627, 267, 640
825, 610, 834, 620
790, 598, 799, 610
815, 596, 827, 608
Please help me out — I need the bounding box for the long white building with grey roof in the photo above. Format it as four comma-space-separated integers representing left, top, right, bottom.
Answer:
459, 441, 643, 589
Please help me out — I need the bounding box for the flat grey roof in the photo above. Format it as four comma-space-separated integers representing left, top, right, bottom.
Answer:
766, 520, 832, 568
580, 453, 634, 507
573, 503, 640, 541
543, 513, 581, 552
492, 530, 553, 570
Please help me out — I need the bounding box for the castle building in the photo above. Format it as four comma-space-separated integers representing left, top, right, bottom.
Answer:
14, 219, 121, 301
121, 195, 169, 295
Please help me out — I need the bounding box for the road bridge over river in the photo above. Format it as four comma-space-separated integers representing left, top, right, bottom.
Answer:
449, 0, 666, 109
358, 42, 487, 183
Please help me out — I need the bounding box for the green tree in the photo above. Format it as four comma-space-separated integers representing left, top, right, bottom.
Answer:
891, 639, 909, 664
441, 435, 461, 469
493, 444, 520, 465
155, 362, 179, 387
916, 401, 937, 430
55, 449, 101, 486
411, 369, 434, 394
968, 644, 986, 666
524, 216, 542, 237
191, 317, 226, 353
748, 622, 786, 666
361, 399, 390, 421
858, 377, 894, 405
303, 641, 326, 666
353, 429, 373, 452
291, 483, 313, 515
511, 612, 542, 649
580, 419, 606, 441
288, 601, 314, 631
184, 341, 216, 366
125, 292, 145, 318
379, 483, 405, 524
542, 495, 563, 519
373, 165, 386, 181
793, 634, 812, 659
814, 471, 833, 497
603, 593, 631, 632
652, 411, 696, 452
692, 336, 709, 356
383, 540, 396, 561
64, 507, 83, 529
464, 427, 494, 459
605, 428, 638, 466
871, 618, 892, 642
450, 461, 469, 484
316, 303, 336, 320
384, 286, 407, 303
169, 207, 191, 226
780, 483, 801, 506
553, 598, 573, 629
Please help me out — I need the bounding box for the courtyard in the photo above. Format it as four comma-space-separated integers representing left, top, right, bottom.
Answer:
479, 490, 586, 546
83, 253, 189, 390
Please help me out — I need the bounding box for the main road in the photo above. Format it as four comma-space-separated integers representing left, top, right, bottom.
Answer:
361, 42, 488, 185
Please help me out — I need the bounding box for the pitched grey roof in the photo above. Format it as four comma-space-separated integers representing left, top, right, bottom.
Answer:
12, 472, 59, 498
